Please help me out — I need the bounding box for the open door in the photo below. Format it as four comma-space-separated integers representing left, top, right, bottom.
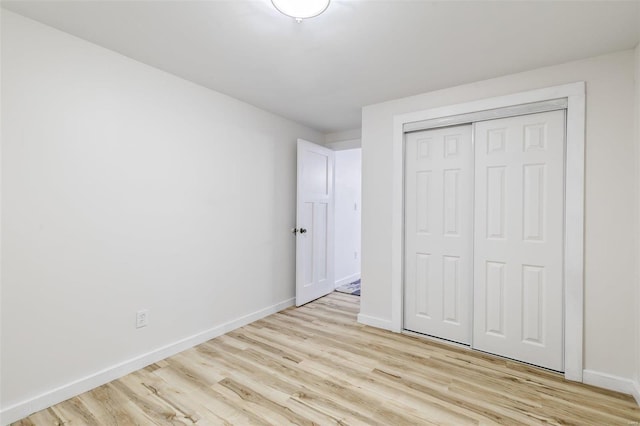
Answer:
295, 139, 335, 306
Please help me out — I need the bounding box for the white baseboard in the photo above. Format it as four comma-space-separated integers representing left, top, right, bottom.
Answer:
0, 298, 295, 425
582, 369, 640, 405
632, 379, 640, 406
357, 313, 395, 331
335, 273, 360, 288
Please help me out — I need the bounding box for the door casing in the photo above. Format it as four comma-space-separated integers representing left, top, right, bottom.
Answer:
388, 82, 585, 382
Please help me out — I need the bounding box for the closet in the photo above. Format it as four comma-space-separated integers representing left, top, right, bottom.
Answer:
403, 110, 565, 372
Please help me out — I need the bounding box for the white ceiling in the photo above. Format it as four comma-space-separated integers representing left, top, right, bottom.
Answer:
2, 0, 639, 133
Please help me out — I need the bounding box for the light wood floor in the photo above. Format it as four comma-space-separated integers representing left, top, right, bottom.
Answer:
14, 292, 640, 425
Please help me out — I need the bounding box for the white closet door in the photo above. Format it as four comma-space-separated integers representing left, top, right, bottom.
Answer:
404, 125, 473, 344
473, 110, 565, 371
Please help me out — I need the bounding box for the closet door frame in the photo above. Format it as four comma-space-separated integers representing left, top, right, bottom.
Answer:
390, 82, 585, 382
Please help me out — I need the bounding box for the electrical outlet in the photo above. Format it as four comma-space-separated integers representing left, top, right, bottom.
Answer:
136, 309, 149, 328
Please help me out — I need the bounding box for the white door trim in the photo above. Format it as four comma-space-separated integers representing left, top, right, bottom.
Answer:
403, 98, 568, 133
390, 82, 585, 382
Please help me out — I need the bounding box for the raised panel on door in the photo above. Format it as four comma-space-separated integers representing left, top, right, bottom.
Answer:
473, 110, 565, 371
302, 202, 314, 287
314, 202, 329, 283
404, 125, 473, 345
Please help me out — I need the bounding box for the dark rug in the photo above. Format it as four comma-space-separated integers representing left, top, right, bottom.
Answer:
336, 279, 360, 296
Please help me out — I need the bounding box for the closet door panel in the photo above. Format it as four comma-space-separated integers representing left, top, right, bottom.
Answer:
473, 110, 565, 371
404, 125, 473, 344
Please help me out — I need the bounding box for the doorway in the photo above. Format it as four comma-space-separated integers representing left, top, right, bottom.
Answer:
294, 140, 362, 306
333, 148, 362, 296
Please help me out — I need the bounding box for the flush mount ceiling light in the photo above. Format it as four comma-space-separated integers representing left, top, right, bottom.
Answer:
271, 0, 330, 22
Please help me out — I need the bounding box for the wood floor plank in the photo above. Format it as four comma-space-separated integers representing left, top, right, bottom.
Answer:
46, 396, 102, 425
13, 292, 640, 425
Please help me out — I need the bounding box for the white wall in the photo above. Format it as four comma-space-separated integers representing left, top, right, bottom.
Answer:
0, 4, 4, 414
333, 149, 361, 287
361, 50, 638, 383
325, 128, 362, 151
634, 40, 640, 404
325, 128, 362, 145
0, 11, 323, 421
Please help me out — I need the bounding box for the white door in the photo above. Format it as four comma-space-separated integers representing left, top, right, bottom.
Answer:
473, 110, 565, 371
404, 125, 473, 344
296, 139, 335, 306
